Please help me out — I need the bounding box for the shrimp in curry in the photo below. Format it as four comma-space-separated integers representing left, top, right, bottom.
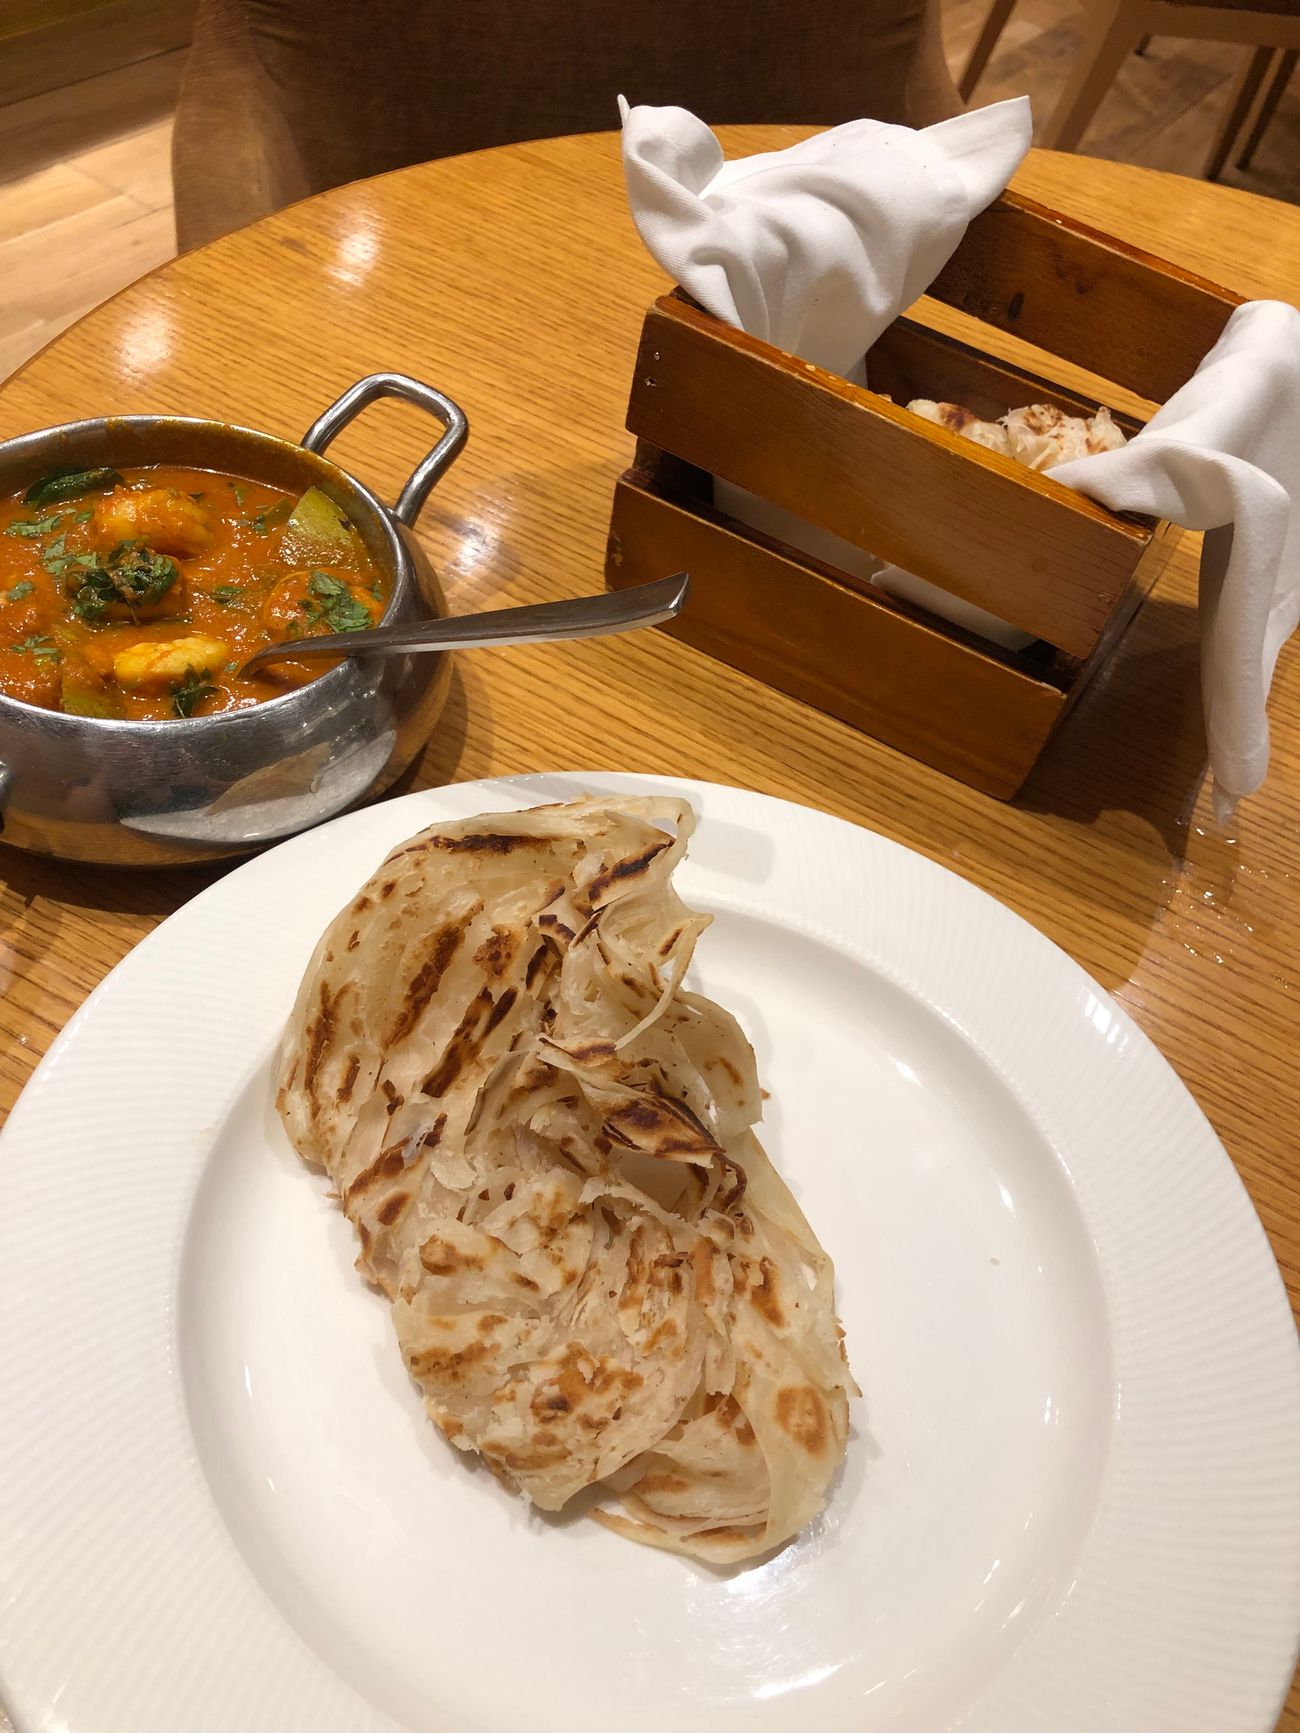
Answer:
0, 464, 388, 720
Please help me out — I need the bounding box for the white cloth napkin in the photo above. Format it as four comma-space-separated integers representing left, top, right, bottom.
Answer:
621, 96, 1032, 379
621, 97, 1032, 586
1050, 299, 1300, 822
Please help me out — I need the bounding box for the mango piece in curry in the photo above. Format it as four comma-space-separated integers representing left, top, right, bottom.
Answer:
0, 464, 388, 720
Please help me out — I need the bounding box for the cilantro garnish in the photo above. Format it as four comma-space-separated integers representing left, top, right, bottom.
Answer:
11, 635, 60, 663
171, 666, 217, 717
69, 540, 179, 623
6, 580, 35, 602
5, 511, 64, 539
303, 570, 375, 634
47, 550, 101, 580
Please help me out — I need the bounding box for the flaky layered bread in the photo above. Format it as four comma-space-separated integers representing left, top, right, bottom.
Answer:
908, 397, 1127, 468
278, 796, 856, 1561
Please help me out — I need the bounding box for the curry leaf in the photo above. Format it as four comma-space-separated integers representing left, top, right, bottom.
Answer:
241, 498, 292, 536
23, 466, 122, 508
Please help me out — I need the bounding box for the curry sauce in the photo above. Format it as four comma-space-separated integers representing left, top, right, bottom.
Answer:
0, 464, 388, 720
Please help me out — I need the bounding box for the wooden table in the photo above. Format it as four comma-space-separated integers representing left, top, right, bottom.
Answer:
1, 132, 1297, 1727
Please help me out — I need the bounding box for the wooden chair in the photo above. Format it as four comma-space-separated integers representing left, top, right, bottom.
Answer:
1229, 44, 1297, 168
958, 0, 1300, 177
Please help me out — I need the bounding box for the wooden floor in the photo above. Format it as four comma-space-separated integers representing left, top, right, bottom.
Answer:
944, 0, 1300, 198
0, 49, 181, 384
0, 4, 1297, 385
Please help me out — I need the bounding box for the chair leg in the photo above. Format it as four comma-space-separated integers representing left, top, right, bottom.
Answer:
1205, 45, 1273, 180
1040, 0, 1147, 152
958, 0, 1019, 102
1237, 47, 1297, 170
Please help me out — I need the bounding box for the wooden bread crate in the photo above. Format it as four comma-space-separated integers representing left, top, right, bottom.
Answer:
605, 191, 1242, 798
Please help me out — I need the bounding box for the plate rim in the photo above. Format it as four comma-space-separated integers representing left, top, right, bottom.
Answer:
1, 770, 1297, 1733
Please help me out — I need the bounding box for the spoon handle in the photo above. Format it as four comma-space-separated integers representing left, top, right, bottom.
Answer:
242, 572, 689, 672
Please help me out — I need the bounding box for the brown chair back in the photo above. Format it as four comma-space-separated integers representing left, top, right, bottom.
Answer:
172, 0, 962, 249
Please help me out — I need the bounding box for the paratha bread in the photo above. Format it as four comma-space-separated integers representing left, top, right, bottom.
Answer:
278, 795, 856, 1562
908, 397, 1127, 467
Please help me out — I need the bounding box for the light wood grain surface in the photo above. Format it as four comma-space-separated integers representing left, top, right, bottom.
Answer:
0, 132, 1297, 1728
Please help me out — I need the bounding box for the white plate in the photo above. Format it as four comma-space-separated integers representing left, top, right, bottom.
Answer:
1, 773, 1298, 1733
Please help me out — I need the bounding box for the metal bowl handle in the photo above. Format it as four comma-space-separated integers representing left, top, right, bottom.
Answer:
300, 372, 469, 528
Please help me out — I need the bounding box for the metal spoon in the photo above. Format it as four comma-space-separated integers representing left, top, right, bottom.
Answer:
240, 571, 689, 675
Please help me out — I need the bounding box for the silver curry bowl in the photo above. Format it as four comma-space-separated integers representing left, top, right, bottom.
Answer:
0, 372, 466, 866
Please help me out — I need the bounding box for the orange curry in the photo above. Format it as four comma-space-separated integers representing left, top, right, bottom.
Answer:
0, 464, 388, 720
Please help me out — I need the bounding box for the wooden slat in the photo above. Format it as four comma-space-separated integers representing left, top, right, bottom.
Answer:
866, 315, 1148, 440
928, 189, 1242, 404
1048, 516, 1184, 717
607, 472, 1067, 800
626, 293, 1150, 659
